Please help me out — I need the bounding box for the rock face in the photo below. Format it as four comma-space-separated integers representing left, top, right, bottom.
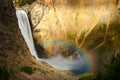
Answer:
0, 0, 77, 80
0, 0, 36, 69
30, 0, 118, 42
23, 0, 120, 72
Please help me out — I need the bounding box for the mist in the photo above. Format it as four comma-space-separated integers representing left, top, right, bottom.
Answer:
40, 52, 90, 74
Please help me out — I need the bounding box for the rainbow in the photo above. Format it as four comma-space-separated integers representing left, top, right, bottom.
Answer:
39, 38, 95, 74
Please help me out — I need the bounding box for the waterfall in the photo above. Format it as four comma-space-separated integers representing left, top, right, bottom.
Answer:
15, 9, 90, 74
16, 9, 39, 60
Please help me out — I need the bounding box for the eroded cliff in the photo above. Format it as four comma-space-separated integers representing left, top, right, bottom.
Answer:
22, 0, 120, 72
0, 0, 77, 80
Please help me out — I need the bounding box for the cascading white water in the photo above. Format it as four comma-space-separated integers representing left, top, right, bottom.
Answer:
16, 9, 39, 60
16, 9, 89, 74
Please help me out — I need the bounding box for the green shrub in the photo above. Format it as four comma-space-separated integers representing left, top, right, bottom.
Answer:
19, 0, 36, 6
20, 66, 34, 75
14, 0, 36, 7
0, 65, 12, 80
79, 52, 120, 80
105, 53, 120, 80
79, 73, 95, 80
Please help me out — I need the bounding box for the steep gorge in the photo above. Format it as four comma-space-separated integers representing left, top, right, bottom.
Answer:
1, 0, 120, 79
0, 0, 77, 80
22, 0, 120, 72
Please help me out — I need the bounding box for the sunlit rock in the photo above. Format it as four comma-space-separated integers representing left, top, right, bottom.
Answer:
30, 0, 118, 44
22, 0, 120, 72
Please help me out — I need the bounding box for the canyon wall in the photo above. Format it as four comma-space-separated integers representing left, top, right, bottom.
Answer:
22, 0, 120, 71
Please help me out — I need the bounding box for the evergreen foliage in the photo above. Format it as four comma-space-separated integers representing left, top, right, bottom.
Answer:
79, 52, 120, 80
14, 0, 36, 7
20, 66, 34, 75
0, 65, 12, 80
105, 53, 120, 80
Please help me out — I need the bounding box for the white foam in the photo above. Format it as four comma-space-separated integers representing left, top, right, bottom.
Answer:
16, 9, 39, 60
